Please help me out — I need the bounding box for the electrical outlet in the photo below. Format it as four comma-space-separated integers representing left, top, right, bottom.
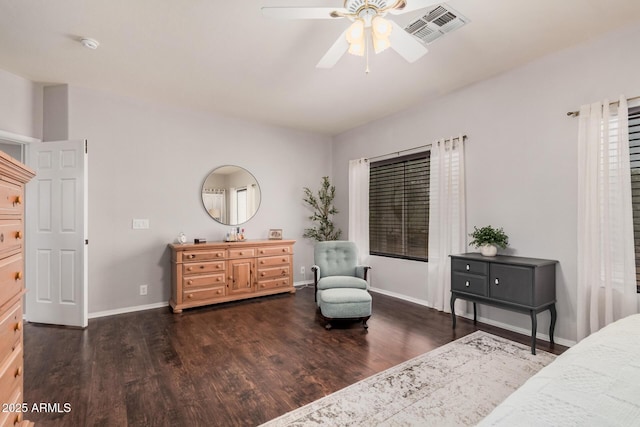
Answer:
140, 285, 148, 296
300, 266, 305, 277
132, 219, 149, 229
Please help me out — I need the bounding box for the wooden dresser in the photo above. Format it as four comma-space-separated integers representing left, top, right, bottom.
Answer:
169, 240, 295, 313
0, 151, 34, 427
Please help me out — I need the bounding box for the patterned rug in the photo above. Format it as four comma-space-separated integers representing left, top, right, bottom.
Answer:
260, 331, 556, 427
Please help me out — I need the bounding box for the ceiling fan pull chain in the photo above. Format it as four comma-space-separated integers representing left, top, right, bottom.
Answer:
365, 30, 370, 74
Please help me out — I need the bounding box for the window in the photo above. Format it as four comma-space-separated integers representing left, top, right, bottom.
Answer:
629, 106, 640, 292
369, 152, 430, 261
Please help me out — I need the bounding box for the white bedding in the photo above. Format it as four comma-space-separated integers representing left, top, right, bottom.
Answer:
478, 313, 640, 427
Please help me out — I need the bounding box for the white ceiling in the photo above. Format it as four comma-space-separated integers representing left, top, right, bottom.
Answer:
2, 0, 640, 136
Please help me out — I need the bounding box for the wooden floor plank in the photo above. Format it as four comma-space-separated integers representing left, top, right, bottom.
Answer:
23, 286, 566, 426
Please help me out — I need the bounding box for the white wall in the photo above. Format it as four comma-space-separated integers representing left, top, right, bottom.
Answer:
64, 86, 331, 313
332, 22, 640, 344
0, 69, 42, 140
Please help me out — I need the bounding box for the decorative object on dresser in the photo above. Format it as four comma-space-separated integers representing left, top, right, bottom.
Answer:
0, 151, 34, 427
169, 240, 295, 313
268, 229, 282, 240
450, 253, 557, 354
468, 225, 509, 257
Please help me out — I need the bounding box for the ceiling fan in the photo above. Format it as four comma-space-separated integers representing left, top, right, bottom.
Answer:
262, 0, 443, 69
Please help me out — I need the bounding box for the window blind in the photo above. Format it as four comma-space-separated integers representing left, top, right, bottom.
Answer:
629, 106, 640, 292
369, 152, 430, 261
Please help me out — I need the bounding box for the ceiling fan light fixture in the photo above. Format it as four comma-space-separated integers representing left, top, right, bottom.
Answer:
346, 19, 365, 56
371, 16, 392, 54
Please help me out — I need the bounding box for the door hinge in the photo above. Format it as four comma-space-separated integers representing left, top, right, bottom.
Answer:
84, 140, 88, 154
85, 239, 89, 245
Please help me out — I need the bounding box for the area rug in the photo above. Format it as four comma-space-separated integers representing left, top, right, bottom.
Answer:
260, 331, 556, 427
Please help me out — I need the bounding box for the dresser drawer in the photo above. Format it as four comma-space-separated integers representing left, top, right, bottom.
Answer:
0, 181, 22, 216
0, 255, 22, 309
228, 248, 255, 258
183, 250, 225, 262
183, 286, 226, 302
0, 301, 21, 367
0, 387, 23, 427
489, 264, 533, 305
183, 273, 226, 289
0, 344, 22, 409
0, 219, 22, 256
452, 258, 487, 276
452, 273, 487, 296
258, 266, 289, 280
257, 255, 291, 267
257, 246, 291, 256
183, 261, 225, 276
258, 277, 290, 290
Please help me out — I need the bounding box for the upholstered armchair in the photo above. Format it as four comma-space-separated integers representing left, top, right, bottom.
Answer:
311, 241, 372, 329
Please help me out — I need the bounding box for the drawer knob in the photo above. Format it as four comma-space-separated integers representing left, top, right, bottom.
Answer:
14, 195, 22, 205
261, 272, 265, 277
217, 277, 221, 282
14, 272, 22, 281
188, 280, 193, 285
466, 264, 470, 271
465, 281, 470, 287
282, 258, 287, 262
13, 414, 21, 425
495, 278, 500, 285
282, 248, 287, 252
281, 270, 286, 275
15, 231, 22, 240
14, 322, 21, 332
217, 290, 222, 294
187, 294, 194, 299
217, 253, 222, 257
188, 254, 195, 259
239, 252, 243, 255
187, 267, 193, 271
14, 366, 21, 378
261, 284, 265, 288
260, 250, 264, 254
260, 260, 264, 264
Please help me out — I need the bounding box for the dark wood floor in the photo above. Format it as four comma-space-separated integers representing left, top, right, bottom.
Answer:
23, 286, 565, 427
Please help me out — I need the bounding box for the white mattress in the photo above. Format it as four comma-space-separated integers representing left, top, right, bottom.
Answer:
478, 314, 640, 427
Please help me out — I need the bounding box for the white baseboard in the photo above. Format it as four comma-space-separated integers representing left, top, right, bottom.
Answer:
294, 280, 314, 288
88, 302, 169, 319
369, 287, 576, 348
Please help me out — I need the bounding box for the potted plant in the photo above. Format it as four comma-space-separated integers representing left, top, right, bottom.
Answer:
302, 176, 342, 241
469, 225, 509, 257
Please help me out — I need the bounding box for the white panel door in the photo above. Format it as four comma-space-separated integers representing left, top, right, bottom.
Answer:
26, 140, 88, 327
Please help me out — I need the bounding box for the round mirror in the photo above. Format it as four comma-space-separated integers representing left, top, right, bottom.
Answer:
201, 165, 261, 225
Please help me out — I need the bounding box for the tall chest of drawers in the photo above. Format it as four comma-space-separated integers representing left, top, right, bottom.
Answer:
169, 240, 295, 313
450, 253, 557, 355
0, 151, 34, 427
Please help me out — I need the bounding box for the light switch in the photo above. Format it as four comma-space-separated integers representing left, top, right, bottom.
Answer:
132, 219, 149, 229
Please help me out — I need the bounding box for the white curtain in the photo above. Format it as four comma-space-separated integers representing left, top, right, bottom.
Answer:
229, 188, 238, 224
427, 135, 466, 313
577, 96, 638, 340
349, 158, 370, 264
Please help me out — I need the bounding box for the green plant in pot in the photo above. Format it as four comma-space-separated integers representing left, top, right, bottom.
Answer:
469, 225, 509, 257
302, 176, 342, 241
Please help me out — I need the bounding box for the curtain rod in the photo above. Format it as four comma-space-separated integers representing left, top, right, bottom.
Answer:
566, 95, 640, 117
366, 135, 467, 162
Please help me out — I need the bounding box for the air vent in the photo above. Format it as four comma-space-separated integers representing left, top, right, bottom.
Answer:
404, 4, 468, 45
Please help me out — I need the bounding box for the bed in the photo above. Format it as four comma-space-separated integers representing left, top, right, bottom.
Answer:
478, 313, 640, 426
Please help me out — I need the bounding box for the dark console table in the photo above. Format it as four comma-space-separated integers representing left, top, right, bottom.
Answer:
450, 253, 557, 355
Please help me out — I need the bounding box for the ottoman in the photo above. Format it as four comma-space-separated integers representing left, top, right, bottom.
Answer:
317, 287, 372, 329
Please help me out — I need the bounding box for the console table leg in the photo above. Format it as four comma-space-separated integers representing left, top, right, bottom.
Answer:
473, 303, 477, 324
549, 304, 557, 346
451, 295, 457, 329
530, 310, 537, 355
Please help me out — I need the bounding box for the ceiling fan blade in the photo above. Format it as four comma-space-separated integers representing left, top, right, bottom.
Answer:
388, 20, 428, 63
316, 30, 349, 68
261, 7, 347, 19
388, 0, 441, 15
